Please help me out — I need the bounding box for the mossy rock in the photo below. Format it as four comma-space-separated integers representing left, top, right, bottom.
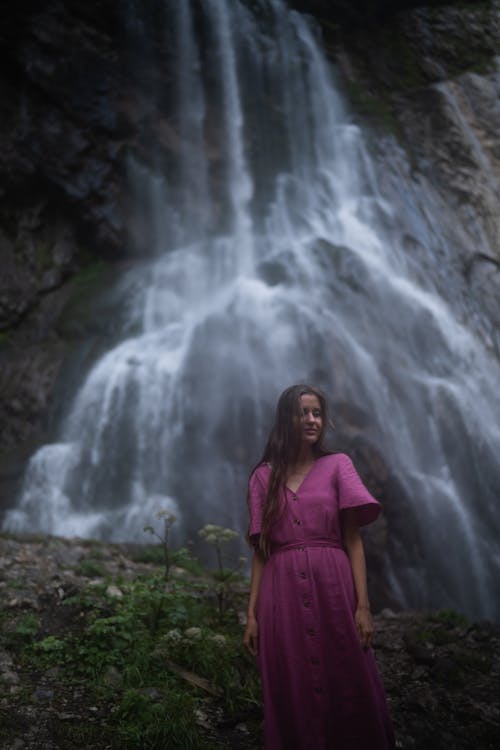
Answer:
55, 260, 114, 340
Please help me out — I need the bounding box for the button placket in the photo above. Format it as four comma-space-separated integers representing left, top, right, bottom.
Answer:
295, 545, 323, 700
291, 488, 302, 531
289, 493, 322, 699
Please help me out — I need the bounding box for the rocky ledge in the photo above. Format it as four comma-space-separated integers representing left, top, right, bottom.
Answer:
0, 534, 499, 749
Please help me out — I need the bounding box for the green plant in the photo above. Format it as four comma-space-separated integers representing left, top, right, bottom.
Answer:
87, 614, 135, 648
155, 625, 261, 714
73, 558, 107, 578
429, 609, 468, 628
16, 632, 70, 672
0, 538, 261, 748
198, 525, 243, 622
171, 546, 205, 577
4, 614, 41, 649
115, 687, 212, 749
62, 588, 107, 612
3, 580, 21, 590
129, 545, 165, 566
33, 635, 66, 653
144, 510, 177, 581
198, 525, 239, 577
127, 575, 178, 633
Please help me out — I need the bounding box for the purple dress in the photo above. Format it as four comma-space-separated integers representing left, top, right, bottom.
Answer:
248, 453, 395, 750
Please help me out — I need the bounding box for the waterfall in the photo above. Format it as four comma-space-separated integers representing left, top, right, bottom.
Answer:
4, 0, 500, 620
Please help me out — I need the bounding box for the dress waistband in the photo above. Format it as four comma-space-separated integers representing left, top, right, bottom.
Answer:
271, 539, 343, 555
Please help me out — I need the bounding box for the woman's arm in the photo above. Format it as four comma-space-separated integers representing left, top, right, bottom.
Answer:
243, 549, 266, 656
342, 508, 374, 650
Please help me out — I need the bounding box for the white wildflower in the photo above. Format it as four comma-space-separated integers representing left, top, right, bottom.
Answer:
220, 528, 238, 542
199, 524, 217, 537
185, 626, 202, 640
164, 628, 182, 643
198, 524, 239, 544
157, 510, 176, 524
209, 634, 226, 646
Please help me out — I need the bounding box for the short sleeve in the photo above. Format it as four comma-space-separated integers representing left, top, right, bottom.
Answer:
247, 466, 268, 546
336, 453, 380, 526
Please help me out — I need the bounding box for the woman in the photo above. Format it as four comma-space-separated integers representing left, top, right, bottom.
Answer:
243, 384, 395, 749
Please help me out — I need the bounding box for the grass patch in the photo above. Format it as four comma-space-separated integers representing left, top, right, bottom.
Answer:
428, 609, 468, 628
73, 558, 108, 578
129, 544, 209, 578
1, 525, 261, 748
172, 547, 206, 577
2, 613, 41, 649
416, 609, 468, 646
114, 687, 214, 749
2, 566, 261, 748
3, 579, 24, 589
128, 545, 165, 566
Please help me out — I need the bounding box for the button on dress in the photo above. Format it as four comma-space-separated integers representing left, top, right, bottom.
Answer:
247, 452, 395, 750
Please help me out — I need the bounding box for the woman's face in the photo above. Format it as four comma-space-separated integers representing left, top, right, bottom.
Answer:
297, 393, 323, 447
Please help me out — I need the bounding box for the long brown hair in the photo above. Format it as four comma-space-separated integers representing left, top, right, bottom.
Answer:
252, 384, 333, 556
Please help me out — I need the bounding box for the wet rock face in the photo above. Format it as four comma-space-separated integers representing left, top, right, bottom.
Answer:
0, 1, 129, 266
287, 0, 464, 24
0, 206, 76, 329
324, 2, 500, 357
324, 3, 500, 261
0, 1, 162, 490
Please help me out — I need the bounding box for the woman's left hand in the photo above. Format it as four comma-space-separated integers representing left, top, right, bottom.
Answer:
355, 606, 374, 650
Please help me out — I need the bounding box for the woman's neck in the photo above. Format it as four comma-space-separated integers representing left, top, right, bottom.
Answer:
291, 446, 316, 470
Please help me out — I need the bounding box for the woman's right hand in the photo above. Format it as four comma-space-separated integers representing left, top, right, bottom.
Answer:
243, 615, 259, 657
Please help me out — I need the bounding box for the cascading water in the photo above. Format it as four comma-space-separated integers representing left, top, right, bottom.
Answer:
4, 0, 500, 620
